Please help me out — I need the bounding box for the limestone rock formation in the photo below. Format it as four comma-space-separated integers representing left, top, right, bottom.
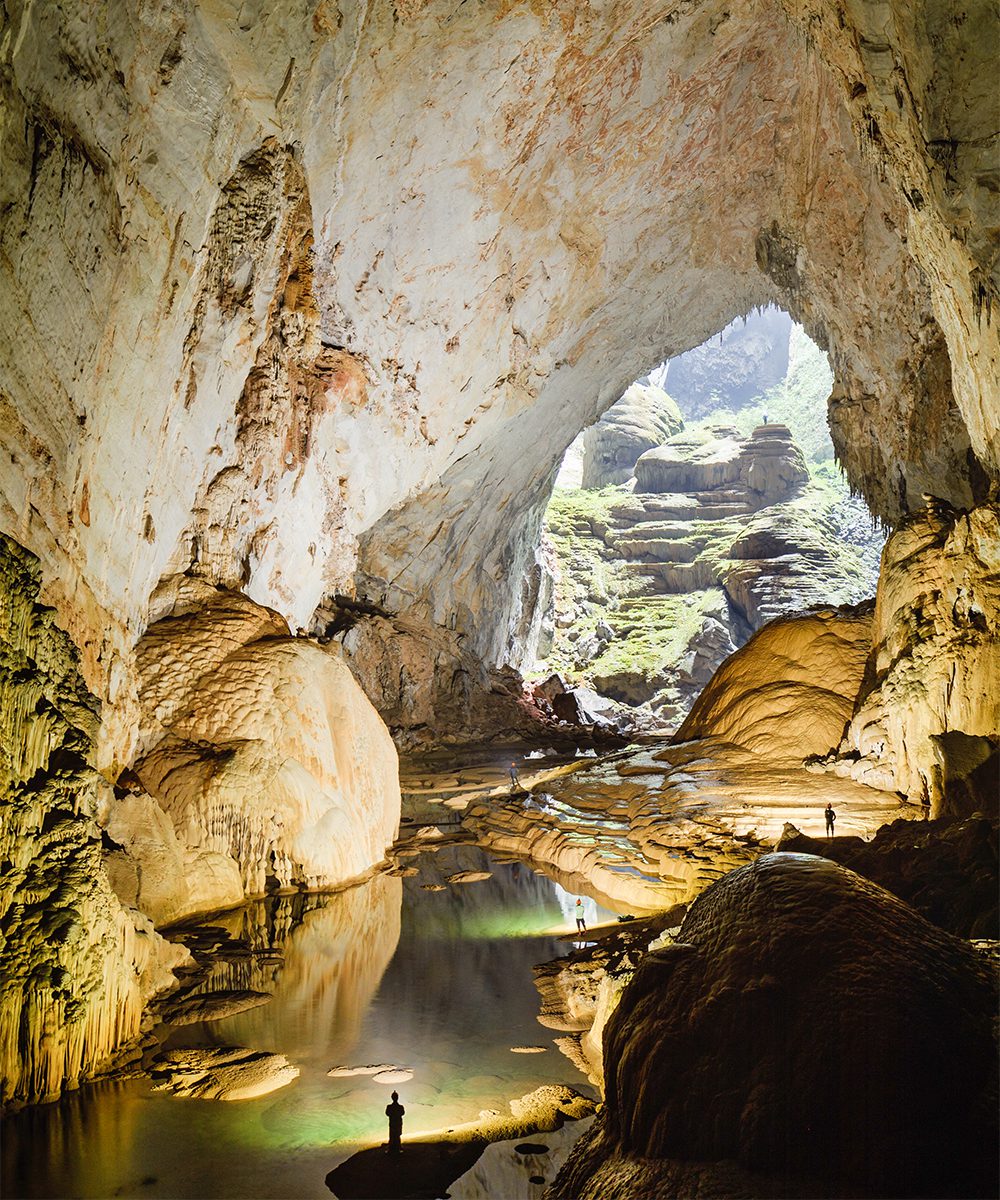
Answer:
551, 854, 999, 1200
676, 605, 873, 760
634, 424, 809, 503
832, 502, 1000, 807
775, 817, 999, 938
466, 738, 914, 914
131, 579, 400, 903
533, 914, 679, 1089
665, 308, 793, 417
150, 1046, 299, 1101
539, 427, 877, 723
580, 382, 684, 490
0, 537, 187, 1109
1, 0, 994, 738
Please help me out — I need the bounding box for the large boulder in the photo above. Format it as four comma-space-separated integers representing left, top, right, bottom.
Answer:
581, 382, 684, 489
676, 605, 873, 760
775, 816, 999, 938
551, 853, 998, 1199
129, 579, 400, 908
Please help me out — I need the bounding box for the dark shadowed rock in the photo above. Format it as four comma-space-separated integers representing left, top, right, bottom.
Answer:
550, 853, 998, 1200
775, 816, 999, 938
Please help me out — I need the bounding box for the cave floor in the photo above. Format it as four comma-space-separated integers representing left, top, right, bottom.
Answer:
463, 737, 924, 914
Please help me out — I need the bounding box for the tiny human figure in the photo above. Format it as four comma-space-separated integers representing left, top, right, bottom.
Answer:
509, 761, 520, 792
762, 411, 768, 425
575, 898, 587, 932
824, 804, 836, 838
385, 1090, 404, 1155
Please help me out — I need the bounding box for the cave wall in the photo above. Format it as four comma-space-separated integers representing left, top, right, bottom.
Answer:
0, 536, 185, 1108
836, 502, 1000, 808
1, 0, 998, 1106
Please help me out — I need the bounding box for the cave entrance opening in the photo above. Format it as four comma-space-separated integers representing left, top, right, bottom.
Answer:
525, 305, 884, 732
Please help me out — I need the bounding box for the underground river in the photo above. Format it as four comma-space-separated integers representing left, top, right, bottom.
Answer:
2, 844, 611, 1199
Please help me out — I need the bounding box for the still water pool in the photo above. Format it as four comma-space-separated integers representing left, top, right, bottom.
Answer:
3, 846, 610, 1199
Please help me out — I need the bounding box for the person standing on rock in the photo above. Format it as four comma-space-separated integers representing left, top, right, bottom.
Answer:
385, 1091, 404, 1155
575, 898, 587, 932
825, 804, 836, 838
509, 761, 520, 792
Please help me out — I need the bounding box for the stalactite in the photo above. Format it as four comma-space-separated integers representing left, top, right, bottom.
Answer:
0, 535, 183, 1109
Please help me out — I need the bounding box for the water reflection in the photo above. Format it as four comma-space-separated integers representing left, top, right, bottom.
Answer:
193, 874, 403, 1064
2, 849, 600, 1199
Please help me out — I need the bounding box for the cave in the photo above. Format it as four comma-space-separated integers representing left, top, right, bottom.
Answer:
0, 3, 997, 1200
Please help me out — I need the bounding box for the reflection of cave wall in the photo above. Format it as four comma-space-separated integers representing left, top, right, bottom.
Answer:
194, 876, 402, 1064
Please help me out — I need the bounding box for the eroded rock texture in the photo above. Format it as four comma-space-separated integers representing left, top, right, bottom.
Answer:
551, 854, 999, 1200
832, 502, 1000, 806
677, 605, 873, 760
0, 537, 185, 1109
580, 383, 684, 490
665, 308, 793, 417
130, 579, 400, 904
776, 817, 999, 938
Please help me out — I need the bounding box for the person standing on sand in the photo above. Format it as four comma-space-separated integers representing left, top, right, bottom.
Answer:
575, 898, 587, 932
825, 804, 836, 838
385, 1091, 404, 1155
509, 762, 520, 792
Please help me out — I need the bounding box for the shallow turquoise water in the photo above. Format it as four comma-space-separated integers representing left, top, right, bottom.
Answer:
2, 847, 609, 1199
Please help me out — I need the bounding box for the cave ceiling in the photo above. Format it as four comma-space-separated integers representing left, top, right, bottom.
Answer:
0, 0, 996, 717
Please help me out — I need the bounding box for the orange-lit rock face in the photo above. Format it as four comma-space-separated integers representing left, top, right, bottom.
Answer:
836, 502, 1000, 809
1, 0, 998, 1113
130, 579, 401, 905
677, 605, 873, 760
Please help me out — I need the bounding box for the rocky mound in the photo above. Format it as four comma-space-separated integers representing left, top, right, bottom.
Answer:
120, 576, 401, 921
633, 423, 808, 506
550, 854, 998, 1200
675, 605, 873, 760
580, 382, 684, 489
775, 816, 999, 938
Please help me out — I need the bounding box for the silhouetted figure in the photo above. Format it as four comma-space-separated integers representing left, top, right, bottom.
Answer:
825, 804, 836, 838
575, 898, 586, 932
385, 1091, 404, 1155
509, 762, 520, 792
762, 411, 768, 425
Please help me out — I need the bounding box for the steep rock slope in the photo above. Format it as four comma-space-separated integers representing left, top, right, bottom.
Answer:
830, 501, 1000, 807
551, 854, 998, 1200
665, 307, 794, 416
0, 0, 997, 1108
677, 605, 873, 760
